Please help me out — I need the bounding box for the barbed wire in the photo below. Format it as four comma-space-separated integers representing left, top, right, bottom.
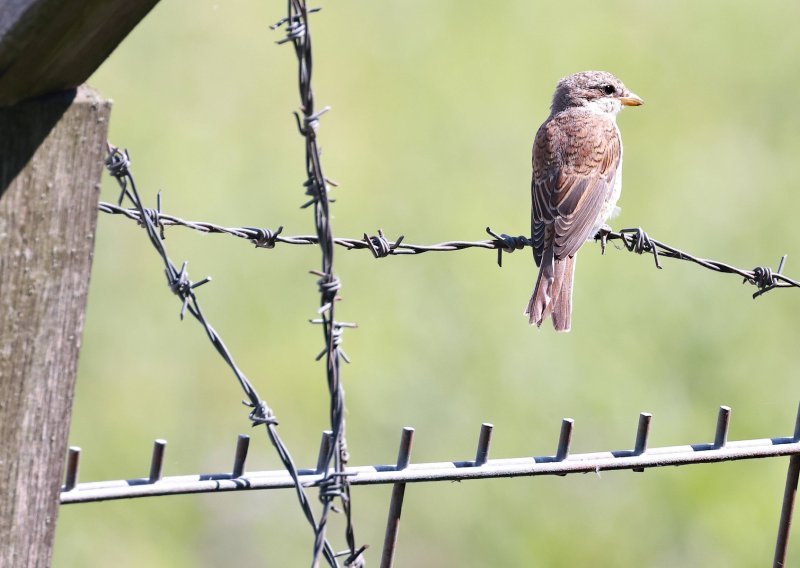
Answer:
271, 2, 363, 567
598, 227, 798, 299
103, 145, 339, 567
98, 201, 800, 299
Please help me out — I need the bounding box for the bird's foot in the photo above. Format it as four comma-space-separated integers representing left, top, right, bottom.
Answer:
594, 225, 613, 255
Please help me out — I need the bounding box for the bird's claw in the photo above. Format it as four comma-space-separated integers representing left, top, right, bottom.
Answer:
595, 225, 613, 255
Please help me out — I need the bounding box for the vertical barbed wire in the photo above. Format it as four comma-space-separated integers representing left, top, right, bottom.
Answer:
271, 2, 364, 567
103, 146, 338, 567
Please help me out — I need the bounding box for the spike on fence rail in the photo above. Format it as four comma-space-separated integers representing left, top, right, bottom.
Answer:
61, 405, 800, 566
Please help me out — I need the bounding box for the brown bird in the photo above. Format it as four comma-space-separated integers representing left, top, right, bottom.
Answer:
526, 70, 643, 331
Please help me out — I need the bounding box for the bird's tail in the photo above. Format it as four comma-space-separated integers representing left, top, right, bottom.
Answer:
525, 251, 575, 332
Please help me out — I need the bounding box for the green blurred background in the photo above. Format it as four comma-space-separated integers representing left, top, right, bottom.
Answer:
54, 0, 800, 566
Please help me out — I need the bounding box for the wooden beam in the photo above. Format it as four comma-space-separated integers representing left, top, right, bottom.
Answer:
0, 0, 160, 106
0, 85, 111, 566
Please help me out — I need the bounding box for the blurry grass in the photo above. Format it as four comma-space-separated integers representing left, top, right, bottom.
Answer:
54, 0, 800, 566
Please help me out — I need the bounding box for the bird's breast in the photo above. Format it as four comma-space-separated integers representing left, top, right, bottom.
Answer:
593, 125, 624, 233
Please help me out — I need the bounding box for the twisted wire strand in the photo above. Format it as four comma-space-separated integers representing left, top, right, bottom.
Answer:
104, 145, 338, 567
272, 1, 363, 565
99, 202, 799, 299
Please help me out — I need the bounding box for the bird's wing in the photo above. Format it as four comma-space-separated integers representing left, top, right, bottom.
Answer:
532, 112, 621, 262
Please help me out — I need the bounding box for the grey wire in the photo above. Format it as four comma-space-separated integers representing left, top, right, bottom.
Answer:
271, 1, 363, 566
99, 201, 799, 299
104, 145, 338, 567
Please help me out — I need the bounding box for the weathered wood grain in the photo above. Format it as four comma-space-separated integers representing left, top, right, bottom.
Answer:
0, 85, 111, 567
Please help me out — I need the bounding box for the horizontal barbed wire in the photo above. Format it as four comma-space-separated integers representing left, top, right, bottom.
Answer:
98, 201, 799, 299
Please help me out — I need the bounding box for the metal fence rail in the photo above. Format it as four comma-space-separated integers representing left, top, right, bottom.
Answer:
61, 406, 800, 565
60, 405, 800, 502
58, 433, 800, 499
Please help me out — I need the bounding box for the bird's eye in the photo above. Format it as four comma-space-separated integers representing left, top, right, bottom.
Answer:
601, 84, 616, 95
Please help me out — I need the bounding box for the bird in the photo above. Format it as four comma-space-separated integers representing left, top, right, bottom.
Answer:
525, 70, 643, 332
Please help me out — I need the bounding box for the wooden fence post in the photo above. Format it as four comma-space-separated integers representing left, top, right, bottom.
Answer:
0, 85, 111, 567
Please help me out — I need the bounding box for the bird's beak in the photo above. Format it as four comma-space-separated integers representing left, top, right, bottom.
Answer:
620, 92, 644, 106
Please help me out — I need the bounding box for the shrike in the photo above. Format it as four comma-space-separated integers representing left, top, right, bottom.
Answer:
526, 70, 643, 332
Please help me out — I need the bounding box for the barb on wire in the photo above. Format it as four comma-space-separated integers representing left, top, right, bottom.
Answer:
272, 1, 364, 566
103, 144, 338, 567
97, 202, 524, 256
597, 227, 798, 299
99, 200, 800, 299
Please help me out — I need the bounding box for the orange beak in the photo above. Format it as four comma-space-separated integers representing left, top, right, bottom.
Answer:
620, 92, 644, 106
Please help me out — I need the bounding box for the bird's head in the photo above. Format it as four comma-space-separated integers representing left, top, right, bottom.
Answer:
551, 70, 643, 116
